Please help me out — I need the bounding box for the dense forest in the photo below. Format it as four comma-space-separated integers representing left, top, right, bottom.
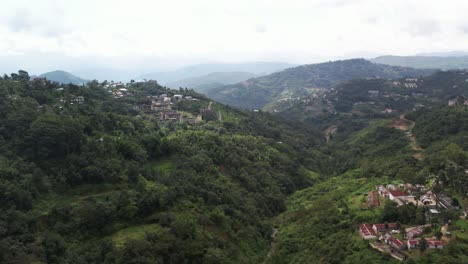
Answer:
0, 69, 467, 263
0, 71, 331, 263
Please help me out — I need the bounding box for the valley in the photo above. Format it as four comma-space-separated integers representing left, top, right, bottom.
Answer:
1, 61, 467, 264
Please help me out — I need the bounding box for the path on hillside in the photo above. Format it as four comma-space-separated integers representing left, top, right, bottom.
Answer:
208, 101, 212, 110
324, 125, 338, 142
392, 114, 423, 159
264, 227, 279, 263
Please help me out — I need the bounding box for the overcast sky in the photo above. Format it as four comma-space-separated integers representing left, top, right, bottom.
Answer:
1, 0, 468, 74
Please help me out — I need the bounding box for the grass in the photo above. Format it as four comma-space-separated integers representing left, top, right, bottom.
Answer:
111, 224, 163, 248
347, 119, 388, 145
33, 183, 127, 215
150, 159, 174, 172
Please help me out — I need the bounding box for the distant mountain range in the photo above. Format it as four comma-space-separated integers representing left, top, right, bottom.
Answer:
37, 70, 88, 84
137, 62, 294, 84
205, 59, 435, 110
166, 71, 258, 92
415, 51, 468, 57
370, 55, 468, 70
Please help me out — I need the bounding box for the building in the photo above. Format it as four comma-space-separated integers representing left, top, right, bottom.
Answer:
159, 111, 181, 121
373, 223, 398, 233
368, 90, 380, 98
427, 240, 443, 249
359, 224, 377, 240
389, 238, 406, 250
151, 100, 171, 111
406, 226, 424, 239
388, 190, 408, 200
407, 239, 420, 249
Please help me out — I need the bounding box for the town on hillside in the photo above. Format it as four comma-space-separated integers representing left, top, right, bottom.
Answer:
359, 182, 466, 261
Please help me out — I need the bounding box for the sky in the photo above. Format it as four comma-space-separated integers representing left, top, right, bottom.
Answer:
1, 0, 468, 75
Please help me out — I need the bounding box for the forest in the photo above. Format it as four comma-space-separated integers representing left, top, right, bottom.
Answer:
0, 70, 467, 263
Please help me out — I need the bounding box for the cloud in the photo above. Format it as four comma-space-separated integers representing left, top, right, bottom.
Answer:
405, 19, 441, 37
458, 24, 468, 34
6, 4, 71, 37
255, 24, 267, 34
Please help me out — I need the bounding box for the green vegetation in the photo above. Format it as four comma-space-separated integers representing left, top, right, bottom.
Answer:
38, 70, 88, 84
206, 59, 434, 110
0, 68, 467, 263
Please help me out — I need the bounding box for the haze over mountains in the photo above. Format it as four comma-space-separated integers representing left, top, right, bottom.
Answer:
137, 62, 294, 84
370, 55, 468, 70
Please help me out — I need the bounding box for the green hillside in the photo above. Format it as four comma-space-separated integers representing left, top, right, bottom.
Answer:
39, 70, 88, 84
205, 59, 435, 110
1, 70, 467, 264
0, 71, 325, 263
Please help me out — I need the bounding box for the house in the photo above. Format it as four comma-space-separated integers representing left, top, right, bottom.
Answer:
359, 224, 377, 240
368, 90, 380, 98
383, 108, 393, 114
373, 223, 398, 233
388, 190, 407, 200
151, 100, 171, 111
379, 232, 393, 243
448, 99, 457, 107
407, 239, 420, 249
159, 111, 181, 121
389, 237, 406, 250
406, 226, 424, 239
174, 94, 183, 100
427, 239, 443, 249
72, 96, 85, 104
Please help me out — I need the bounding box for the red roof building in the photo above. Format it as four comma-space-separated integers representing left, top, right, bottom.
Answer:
389, 238, 406, 250
407, 239, 419, 249
359, 224, 377, 240
427, 240, 444, 249
373, 223, 398, 232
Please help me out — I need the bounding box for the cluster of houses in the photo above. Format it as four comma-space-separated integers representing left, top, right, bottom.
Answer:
134, 94, 201, 123
375, 184, 423, 207
393, 78, 419, 88
448, 98, 468, 107
360, 222, 444, 249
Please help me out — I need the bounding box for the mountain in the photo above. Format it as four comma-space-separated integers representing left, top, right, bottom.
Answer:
2, 70, 467, 264
166, 71, 257, 92
206, 59, 435, 110
38, 70, 88, 84
137, 62, 294, 84
370, 55, 468, 70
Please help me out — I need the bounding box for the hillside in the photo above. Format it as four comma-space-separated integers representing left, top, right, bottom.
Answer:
166, 71, 257, 92
138, 62, 293, 85
1, 70, 467, 264
206, 59, 435, 110
371, 55, 468, 70
278, 70, 468, 127
0, 70, 325, 264
38, 70, 88, 84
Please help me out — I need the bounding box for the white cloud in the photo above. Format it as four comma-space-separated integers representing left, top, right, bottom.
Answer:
0, 0, 468, 71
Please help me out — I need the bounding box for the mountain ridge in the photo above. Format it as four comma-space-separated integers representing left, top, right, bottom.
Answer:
205, 59, 435, 110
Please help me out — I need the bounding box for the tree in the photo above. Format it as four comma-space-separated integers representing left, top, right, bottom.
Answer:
42, 232, 66, 264
420, 238, 427, 252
